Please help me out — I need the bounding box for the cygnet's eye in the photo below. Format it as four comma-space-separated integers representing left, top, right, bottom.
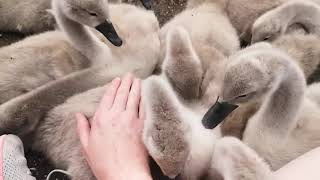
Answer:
233, 91, 256, 103
238, 94, 248, 99
263, 35, 272, 41
88, 11, 98, 16
234, 93, 250, 102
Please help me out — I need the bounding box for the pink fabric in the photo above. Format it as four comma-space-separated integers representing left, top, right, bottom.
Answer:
0, 135, 5, 180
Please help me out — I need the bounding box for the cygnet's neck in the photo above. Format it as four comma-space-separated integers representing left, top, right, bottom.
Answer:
254, 52, 306, 137
274, 1, 320, 34
52, 0, 112, 65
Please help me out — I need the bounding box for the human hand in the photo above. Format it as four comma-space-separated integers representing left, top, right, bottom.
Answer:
76, 74, 151, 180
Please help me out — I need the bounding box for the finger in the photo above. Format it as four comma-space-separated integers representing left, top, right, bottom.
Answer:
98, 77, 121, 110
126, 78, 141, 115
112, 73, 134, 110
76, 113, 90, 152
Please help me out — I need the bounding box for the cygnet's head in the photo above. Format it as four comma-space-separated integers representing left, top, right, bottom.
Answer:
58, 0, 123, 46
202, 45, 282, 129
222, 58, 272, 105
251, 15, 283, 44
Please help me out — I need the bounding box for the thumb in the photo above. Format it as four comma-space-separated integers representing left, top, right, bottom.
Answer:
76, 113, 91, 152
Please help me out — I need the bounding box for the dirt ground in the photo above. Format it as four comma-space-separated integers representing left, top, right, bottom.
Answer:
16, 1, 187, 180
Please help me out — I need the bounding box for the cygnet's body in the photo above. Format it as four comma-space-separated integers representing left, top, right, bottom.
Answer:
143, 27, 222, 180
0, 0, 54, 34
158, 0, 239, 107
15, 17, 159, 179
0, 31, 90, 104
214, 79, 320, 180
141, 2, 240, 177
187, 0, 284, 37
212, 137, 272, 180
251, 0, 320, 43
0, 0, 145, 104
187, 0, 320, 44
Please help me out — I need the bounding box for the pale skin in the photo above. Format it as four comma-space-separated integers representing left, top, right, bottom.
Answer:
76, 74, 151, 180
75, 75, 320, 180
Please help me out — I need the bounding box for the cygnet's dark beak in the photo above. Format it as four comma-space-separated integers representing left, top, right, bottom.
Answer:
202, 100, 239, 129
95, 21, 122, 47
140, 0, 152, 9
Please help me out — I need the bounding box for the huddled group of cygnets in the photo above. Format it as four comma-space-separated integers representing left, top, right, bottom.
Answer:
1, 0, 320, 179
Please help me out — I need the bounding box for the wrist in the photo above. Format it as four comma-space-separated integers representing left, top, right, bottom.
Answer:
121, 165, 152, 180
98, 171, 152, 180
97, 166, 152, 180
129, 171, 153, 180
